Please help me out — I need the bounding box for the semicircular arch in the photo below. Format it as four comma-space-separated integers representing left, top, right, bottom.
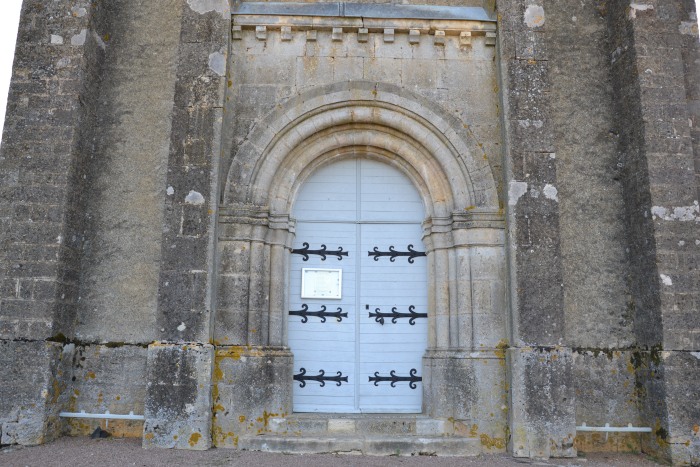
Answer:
223, 81, 499, 215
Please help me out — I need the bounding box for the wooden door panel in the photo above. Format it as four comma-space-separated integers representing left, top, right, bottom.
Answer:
358, 223, 427, 413
293, 159, 357, 222
289, 221, 357, 413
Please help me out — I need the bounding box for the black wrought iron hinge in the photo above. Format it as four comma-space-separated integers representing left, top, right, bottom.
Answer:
369, 305, 427, 325
367, 245, 426, 263
289, 304, 347, 323
293, 368, 348, 388
369, 369, 422, 389
292, 242, 349, 261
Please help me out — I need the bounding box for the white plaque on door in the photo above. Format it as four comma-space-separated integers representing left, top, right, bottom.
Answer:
301, 268, 342, 299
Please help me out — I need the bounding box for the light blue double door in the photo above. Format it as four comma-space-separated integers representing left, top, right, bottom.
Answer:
289, 159, 428, 413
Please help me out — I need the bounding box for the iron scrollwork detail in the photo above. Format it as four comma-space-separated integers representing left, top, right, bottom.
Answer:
367, 244, 426, 263
293, 368, 348, 388
289, 304, 347, 323
369, 305, 427, 325
292, 243, 349, 261
369, 369, 422, 389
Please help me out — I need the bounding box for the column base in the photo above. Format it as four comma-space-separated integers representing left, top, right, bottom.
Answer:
423, 349, 508, 451
212, 346, 293, 448
0, 341, 66, 446
142, 343, 213, 450
507, 347, 576, 458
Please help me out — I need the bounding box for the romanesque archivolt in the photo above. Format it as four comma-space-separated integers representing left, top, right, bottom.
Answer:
222, 82, 500, 212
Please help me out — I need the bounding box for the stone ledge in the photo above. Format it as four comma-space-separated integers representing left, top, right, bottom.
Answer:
237, 434, 481, 456
232, 23, 497, 41
233, 3, 495, 22
266, 414, 457, 436
232, 3, 497, 40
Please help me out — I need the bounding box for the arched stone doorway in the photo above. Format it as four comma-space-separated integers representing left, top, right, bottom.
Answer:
213, 82, 506, 447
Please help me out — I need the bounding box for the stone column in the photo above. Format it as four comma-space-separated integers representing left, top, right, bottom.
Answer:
423, 211, 507, 443
607, 1, 700, 464
142, 0, 230, 450
497, 0, 576, 458
212, 207, 294, 447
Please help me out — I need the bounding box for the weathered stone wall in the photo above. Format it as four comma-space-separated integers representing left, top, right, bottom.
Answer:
572, 351, 642, 453
0, 341, 66, 445
546, 0, 638, 451
143, 343, 214, 450
152, 0, 228, 345
684, 1, 700, 201
74, 0, 182, 344
498, 0, 576, 458
0, 0, 99, 446
142, 0, 229, 450
605, 1, 699, 464
549, 2, 633, 350
499, 1, 699, 463
60, 345, 148, 438
678, 2, 700, 462
0, 0, 95, 341
0, 0, 229, 450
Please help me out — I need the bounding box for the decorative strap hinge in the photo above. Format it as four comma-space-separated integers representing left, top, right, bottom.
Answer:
369, 305, 427, 325
293, 368, 348, 387
369, 369, 422, 389
292, 242, 349, 261
290, 304, 347, 323
368, 244, 426, 263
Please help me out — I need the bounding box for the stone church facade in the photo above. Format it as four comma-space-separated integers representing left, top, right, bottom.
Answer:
0, 0, 698, 464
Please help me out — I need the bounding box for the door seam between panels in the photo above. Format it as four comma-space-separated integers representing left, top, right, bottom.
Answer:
354, 158, 362, 412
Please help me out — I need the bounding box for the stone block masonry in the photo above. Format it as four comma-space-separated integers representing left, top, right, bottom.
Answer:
498, 0, 700, 463
73, 0, 183, 344
0, 0, 99, 446
0, 0, 230, 450
605, 0, 700, 464
0, 0, 95, 343
60, 345, 149, 438
144, 0, 230, 449
497, 0, 575, 458
0, 341, 65, 445
507, 347, 576, 458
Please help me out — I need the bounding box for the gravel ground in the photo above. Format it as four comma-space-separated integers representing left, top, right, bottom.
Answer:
0, 437, 665, 467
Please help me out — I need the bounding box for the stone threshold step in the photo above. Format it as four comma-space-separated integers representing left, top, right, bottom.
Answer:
238, 434, 482, 457
269, 415, 455, 436
288, 413, 427, 418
